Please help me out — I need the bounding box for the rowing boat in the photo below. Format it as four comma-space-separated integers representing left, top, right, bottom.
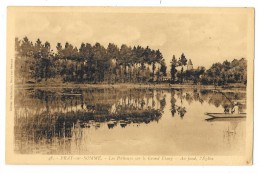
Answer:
205, 112, 246, 118
205, 117, 246, 122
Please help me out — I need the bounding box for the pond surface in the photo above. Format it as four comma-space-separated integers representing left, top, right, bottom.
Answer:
14, 87, 246, 155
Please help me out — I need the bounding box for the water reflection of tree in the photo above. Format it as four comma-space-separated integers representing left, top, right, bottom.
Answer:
199, 90, 246, 111
169, 88, 246, 119
14, 88, 166, 154
172, 88, 246, 114
170, 89, 187, 118
192, 89, 204, 104
14, 88, 246, 154
16, 88, 163, 113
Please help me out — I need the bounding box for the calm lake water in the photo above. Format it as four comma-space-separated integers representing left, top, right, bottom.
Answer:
14, 87, 246, 155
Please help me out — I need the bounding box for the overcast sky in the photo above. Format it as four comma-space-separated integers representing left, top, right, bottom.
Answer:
14, 8, 249, 69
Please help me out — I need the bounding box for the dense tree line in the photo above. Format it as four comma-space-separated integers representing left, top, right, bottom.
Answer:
200, 58, 247, 86
15, 37, 247, 86
169, 53, 247, 86
15, 37, 167, 84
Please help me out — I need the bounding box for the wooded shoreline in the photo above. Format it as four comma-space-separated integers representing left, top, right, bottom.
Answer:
15, 37, 247, 87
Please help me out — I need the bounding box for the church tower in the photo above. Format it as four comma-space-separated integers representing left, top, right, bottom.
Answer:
187, 59, 193, 70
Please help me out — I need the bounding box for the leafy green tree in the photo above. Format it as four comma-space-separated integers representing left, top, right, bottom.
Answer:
92, 42, 107, 82
15, 37, 169, 84
119, 44, 133, 82
178, 53, 187, 83
19, 37, 34, 82
160, 59, 167, 80
170, 55, 178, 83
106, 43, 119, 83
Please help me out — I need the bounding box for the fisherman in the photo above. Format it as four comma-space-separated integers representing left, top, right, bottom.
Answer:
224, 105, 230, 114
231, 102, 240, 114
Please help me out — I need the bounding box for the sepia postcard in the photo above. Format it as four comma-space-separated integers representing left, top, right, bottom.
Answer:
6, 7, 254, 165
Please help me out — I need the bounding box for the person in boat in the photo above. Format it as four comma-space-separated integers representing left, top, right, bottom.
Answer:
224, 105, 230, 114
231, 102, 240, 114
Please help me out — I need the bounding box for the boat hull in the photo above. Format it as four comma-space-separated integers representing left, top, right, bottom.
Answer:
205, 112, 246, 118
